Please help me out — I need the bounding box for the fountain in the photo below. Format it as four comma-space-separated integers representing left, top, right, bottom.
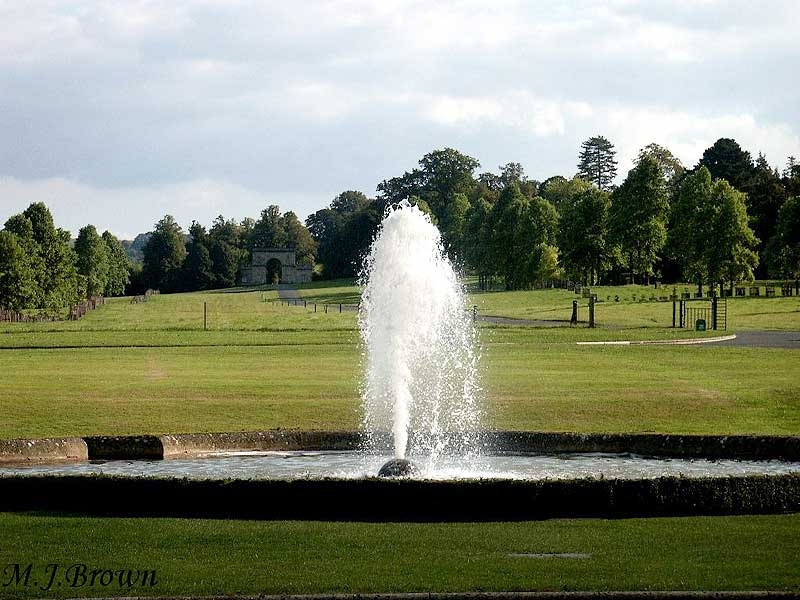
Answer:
358, 201, 481, 476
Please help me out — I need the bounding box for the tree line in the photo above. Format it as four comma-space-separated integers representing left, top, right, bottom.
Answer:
308, 137, 800, 294
1, 136, 798, 312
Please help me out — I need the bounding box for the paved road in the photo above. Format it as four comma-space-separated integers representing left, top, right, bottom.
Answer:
718, 330, 800, 349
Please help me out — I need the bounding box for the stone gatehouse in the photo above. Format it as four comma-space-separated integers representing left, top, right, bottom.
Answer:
240, 248, 313, 285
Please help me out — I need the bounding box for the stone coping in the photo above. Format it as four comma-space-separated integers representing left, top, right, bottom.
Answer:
0, 437, 87, 465
0, 431, 799, 465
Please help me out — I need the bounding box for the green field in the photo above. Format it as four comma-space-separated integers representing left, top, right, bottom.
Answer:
0, 512, 798, 597
0, 284, 798, 439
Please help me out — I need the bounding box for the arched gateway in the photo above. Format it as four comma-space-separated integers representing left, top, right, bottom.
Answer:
240, 248, 313, 285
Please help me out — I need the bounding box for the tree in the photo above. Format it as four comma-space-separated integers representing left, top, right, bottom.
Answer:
142, 215, 186, 292
489, 184, 558, 289
463, 198, 494, 288
669, 167, 713, 291
609, 155, 669, 284
208, 216, 245, 288
282, 211, 316, 267
306, 191, 380, 279
747, 153, 788, 276
22, 203, 79, 310
767, 196, 800, 278
577, 135, 618, 191
74, 225, 109, 297
5, 203, 78, 310
705, 178, 759, 292
102, 231, 131, 296
559, 187, 612, 285
181, 222, 214, 291
697, 138, 755, 193
250, 206, 287, 250
539, 176, 593, 211
670, 167, 759, 292
378, 148, 479, 224
636, 143, 684, 192
0, 231, 38, 311
439, 192, 470, 258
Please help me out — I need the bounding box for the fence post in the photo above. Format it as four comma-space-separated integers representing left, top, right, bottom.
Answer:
672, 299, 676, 328
204, 301, 207, 331
588, 295, 595, 328
711, 294, 718, 330
570, 301, 578, 326
339, 303, 342, 313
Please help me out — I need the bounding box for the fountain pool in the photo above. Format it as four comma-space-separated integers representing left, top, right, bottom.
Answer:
1, 450, 798, 481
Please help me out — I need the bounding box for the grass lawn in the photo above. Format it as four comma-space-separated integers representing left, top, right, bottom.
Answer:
0, 512, 798, 597
1, 340, 798, 439
0, 285, 797, 440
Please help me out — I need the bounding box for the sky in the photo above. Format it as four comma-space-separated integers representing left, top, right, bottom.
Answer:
1, 0, 798, 239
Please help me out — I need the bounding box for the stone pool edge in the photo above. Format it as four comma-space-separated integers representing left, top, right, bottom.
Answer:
1, 431, 799, 465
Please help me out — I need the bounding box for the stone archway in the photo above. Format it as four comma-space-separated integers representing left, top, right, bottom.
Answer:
266, 257, 282, 284
240, 248, 313, 285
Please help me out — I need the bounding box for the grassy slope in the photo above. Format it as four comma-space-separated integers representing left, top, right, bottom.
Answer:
0, 513, 798, 597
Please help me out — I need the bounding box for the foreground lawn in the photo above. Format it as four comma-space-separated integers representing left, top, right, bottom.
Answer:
0, 512, 797, 597
1, 341, 797, 439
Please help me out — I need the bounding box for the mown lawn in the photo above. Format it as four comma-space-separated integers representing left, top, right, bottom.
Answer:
0, 512, 798, 597
1, 341, 798, 439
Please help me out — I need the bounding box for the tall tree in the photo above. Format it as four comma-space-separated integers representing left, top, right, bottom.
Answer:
306, 191, 379, 278
182, 222, 214, 291
489, 184, 558, 289
21, 203, 79, 309
747, 153, 788, 276
463, 198, 494, 288
74, 225, 109, 297
208, 216, 245, 288
669, 167, 714, 291
142, 215, 186, 292
697, 138, 755, 193
282, 211, 316, 267
609, 155, 669, 283
577, 135, 618, 191
705, 178, 759, 292
636, 143, 684, 192
767, 195, 800, 279
559, 187, 613, 285
670, 167, 759, 292
5, 204, 78, 310
0, 231, 38, 311
101, 231, 131, 296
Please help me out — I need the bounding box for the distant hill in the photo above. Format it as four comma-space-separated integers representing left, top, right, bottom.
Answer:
121, 232, 151, 264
